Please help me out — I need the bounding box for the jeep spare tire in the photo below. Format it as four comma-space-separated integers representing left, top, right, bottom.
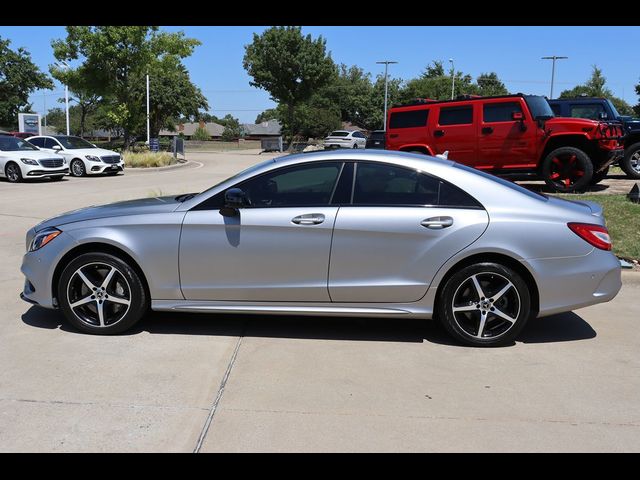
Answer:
541, 146, 593, 193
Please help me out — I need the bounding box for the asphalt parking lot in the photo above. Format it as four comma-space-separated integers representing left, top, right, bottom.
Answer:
1, 150, 639, 452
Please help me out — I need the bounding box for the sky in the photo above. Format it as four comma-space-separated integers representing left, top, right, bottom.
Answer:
1, 25, 639, 125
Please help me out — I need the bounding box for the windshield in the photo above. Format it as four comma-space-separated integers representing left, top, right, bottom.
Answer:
55, 136, 95, 149
524, 95, 555, 119
453, 162, 548, 201
328, 131, 349, 137
606, 99, 621, 119
0, 136, 39, 151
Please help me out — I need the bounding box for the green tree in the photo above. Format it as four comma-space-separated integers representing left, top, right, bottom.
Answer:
397, 61, 477, 103
243, 26, 336, 142
220, 115, 242, 141
560, 65, 633, 115
476, 72, 509, 96
52, 26, 203, 148
255, 108, 279, 124
191, 126, 210, 141
0, 36, 53, 128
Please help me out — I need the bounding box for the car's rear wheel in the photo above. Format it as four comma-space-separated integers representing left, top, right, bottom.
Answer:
5, 162, 23, 183
541, 146, 593, 192
621, 142, 640, 179
57, 253, 148, 334
352, 143, 358, 149
70, 159, 86, 177
438, 262, 532, 347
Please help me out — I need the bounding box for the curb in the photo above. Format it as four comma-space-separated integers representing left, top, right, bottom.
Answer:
125, 159, 191, 172
622, 270, 640, 285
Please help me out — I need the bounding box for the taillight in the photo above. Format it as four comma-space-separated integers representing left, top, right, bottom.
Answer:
568, 222, 612, 250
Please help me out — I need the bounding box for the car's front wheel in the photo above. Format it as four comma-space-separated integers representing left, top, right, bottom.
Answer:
70, 159, 86, 177
438, 262, 532, 347
621, 142, 640, 179
5, 162, 23, 183
57, 252, 148, 334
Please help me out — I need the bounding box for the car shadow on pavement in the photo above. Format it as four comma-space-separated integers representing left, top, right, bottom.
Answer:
21, 306, 596, 346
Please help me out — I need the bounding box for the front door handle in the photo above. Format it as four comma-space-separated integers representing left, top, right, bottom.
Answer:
421, 216, 453, 229
434, 130, 445, 137
482, 126, 494, 134
292, 213, 325, 225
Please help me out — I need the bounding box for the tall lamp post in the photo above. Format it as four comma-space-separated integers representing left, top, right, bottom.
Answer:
376, 60, 398, 131
146, 73, 150, 145
449, 58, 455, 100
55, 61, 71, 135
541, 55, 568, 99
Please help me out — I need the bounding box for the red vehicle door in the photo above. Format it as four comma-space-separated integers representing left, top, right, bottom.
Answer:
431, 103, 478, 165
476, 98, 538, 170
386, 106, 430, 151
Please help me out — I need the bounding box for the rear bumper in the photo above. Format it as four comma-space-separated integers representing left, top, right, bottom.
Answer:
524, 248, 622, 317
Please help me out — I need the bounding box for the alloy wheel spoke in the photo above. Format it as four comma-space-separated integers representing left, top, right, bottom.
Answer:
453, 305, 477, 312
491, 307, 517, 323
492, 281, 514, 302
471, 275, 485, 300
76, 269, 97, 290
96, 301, 105, 327
70, 296, 94, 309
476, 311, 488, 338
107, 295, 130, 306
101, 266, 116, 289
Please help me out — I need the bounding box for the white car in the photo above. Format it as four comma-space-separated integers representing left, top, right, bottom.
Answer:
0, 135, 68, 183
324, 130, 367, 149
26, 135, 124, 177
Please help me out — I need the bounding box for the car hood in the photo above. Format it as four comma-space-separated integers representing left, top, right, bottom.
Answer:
0, 150, 64, 160
61, 148, 119, 157
34, 196, 181, 231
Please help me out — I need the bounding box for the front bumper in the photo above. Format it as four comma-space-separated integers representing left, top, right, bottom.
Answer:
25, 168, 69, 178
88, 162, 125, 174
524, 248, 622, 317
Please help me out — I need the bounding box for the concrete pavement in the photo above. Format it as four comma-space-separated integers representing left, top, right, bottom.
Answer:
0, 150, 638, 452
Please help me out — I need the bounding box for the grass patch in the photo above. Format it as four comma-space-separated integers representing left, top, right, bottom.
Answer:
123, 152, 177, 168
556, 194, 640, 260
184, 140, 262, 151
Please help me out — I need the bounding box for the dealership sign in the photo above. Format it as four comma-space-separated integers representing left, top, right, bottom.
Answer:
18, 113, 41, 135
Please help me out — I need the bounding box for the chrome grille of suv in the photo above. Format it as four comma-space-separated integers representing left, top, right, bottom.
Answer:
39, 158, 64, 168
101, 155, 121, 164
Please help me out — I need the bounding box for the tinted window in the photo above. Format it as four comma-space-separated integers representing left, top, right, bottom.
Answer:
27, 137, 45, 147
438, 180, 482, 208
353, 163, 440, 205
524, 95, 554, 119
44, 138, 59, 149
353, 132, 365, 138
439, 106, 473, 125
483, 102, 523, 123
329, 131, 349, 137
550, 104, 562, 116
570, 103, 607, 120
389, 109, 429, 129
0, 136, 39, 151
239, 162, 342, 207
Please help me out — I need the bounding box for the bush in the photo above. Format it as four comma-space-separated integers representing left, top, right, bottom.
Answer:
123, 152, 176, 168
192, 126, 211, 141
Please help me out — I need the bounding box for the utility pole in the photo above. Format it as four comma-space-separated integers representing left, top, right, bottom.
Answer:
376, 60, 398, 131
449, 58, 455, 100
55, 61, 71, 135
146, 73, 150, 144
541, 56, 568, 99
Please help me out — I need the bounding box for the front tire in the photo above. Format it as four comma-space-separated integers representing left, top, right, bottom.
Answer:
57, 252, 148, 335
541, 146, 593, 192
70, 159, 86, 177
5, 162, 23, 183
438, 262, 532, 347
621, 142, 640, 179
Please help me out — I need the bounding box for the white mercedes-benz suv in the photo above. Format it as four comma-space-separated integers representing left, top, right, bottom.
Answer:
26, 135, 124, 177
0, 135, 68, 183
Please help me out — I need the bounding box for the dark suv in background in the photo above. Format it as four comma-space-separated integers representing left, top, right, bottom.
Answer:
549, 97, 640, 179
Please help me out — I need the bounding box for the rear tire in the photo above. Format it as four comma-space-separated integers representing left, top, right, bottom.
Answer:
541, 146, 593, 192
438, 262, 532, 347
5, 162, 23, 183
621, 142, 640, 179
57, 252, 148, 335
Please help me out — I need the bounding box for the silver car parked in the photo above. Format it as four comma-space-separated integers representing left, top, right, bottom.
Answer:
20, 150, 621, 346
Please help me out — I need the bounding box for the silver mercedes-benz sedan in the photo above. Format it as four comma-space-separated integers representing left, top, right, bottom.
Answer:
20, 150, 621, 346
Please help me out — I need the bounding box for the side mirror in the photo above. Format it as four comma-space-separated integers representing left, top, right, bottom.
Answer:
92, 143, 97, 147
219, 188, 248, 217
52, 145, 62, 151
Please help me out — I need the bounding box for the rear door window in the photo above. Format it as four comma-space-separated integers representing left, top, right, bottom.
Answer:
438, 106, 473, 125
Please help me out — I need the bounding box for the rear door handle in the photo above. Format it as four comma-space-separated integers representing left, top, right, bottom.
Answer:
482, 126, 494, 134
292, 213, 325, 225
421, 216, 453, 229
434, 130, 445, 137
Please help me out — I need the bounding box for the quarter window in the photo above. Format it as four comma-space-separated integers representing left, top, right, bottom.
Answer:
438, 106, 473, 125
238, 162, 342, 207
389, 109, 429, 129
483, 102, 523, 123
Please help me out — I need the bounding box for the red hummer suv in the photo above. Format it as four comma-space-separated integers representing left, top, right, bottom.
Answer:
385, 94, 624, 192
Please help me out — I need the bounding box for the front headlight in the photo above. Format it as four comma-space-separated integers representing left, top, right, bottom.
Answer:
86, 155, 102, 162
29, 227, 61, 252
20, 158, 39, 165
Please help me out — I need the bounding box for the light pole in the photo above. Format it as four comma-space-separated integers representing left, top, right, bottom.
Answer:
376, 60, 398, 131
55, 61, 71, 135
541, 56, 568, 99
146, 73, 150, 144
449, 58, 455, 100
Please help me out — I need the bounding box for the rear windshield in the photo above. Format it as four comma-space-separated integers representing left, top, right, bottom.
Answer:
329, 131, 349, 137
453, 163, 548, 201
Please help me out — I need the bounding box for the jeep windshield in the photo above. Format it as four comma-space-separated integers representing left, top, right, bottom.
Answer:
524, 95, 555, 120
606, 99, 621, 119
